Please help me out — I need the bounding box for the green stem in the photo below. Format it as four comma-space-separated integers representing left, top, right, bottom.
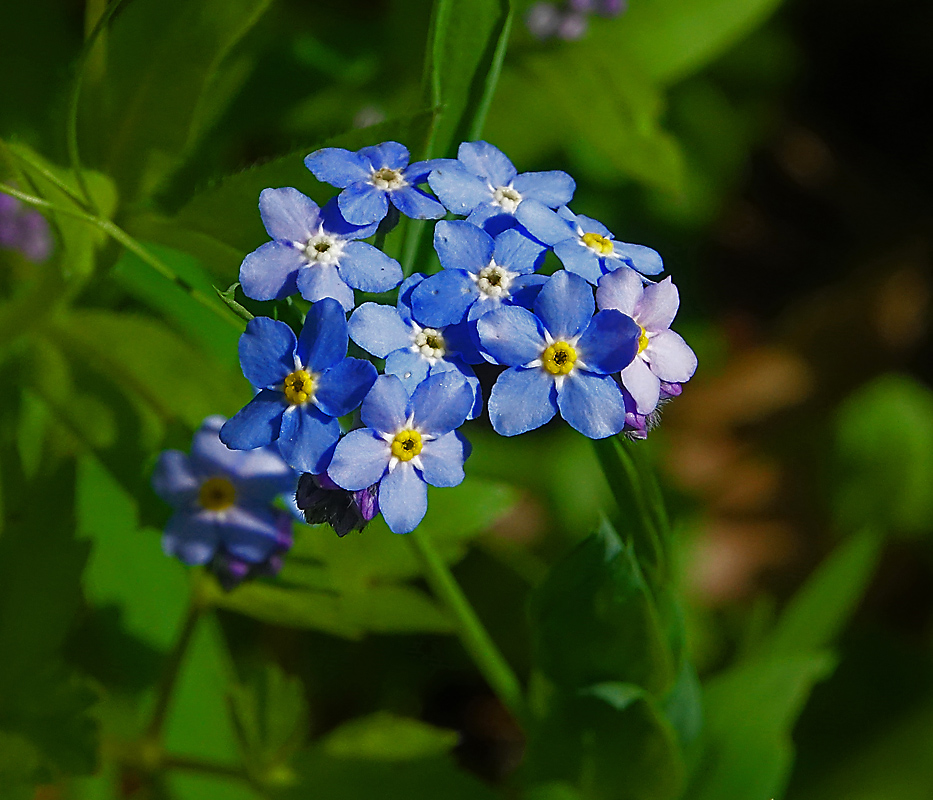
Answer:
162, 753, 249, 782
408, 526, 527, 722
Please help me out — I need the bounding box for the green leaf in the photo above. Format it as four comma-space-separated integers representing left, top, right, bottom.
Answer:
527, 683, 685, 800
425, 0, 513, 157
529, 520, 675, 696
688, 653, 834, 800
833, 374, 933, 537
764, 528, 882, 657
103, 0, 274, 200
321, 712, 458, 761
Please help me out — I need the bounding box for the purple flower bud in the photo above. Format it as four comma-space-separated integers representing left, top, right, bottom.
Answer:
0, 192, 52, 263
525, 2, 563, 39
597, 0, 627, 17
568, 0, 596, 12
211, 516, 292, 591
557, 11, 589, 40
296, 472, 379, 537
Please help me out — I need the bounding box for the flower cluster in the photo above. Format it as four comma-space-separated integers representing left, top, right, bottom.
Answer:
525, 0, 626, 42
156, 138, 696, 553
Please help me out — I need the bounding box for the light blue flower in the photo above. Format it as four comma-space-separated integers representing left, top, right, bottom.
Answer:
516, 201, 663, 284
349, 274, 484, 418
427, 141, 575, 231
304, 141, 448, 226
410, 220, 548, 328
239, 189, 402, 310
476, 270, 641, 438
327, 373, 473, 533
221, 299, 377, 473
152, 415, 296, 580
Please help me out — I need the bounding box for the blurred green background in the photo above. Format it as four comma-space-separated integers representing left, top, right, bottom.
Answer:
1, 0, 932, 798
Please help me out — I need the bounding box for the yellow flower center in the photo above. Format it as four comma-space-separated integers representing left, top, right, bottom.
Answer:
198, 477, 237, 512
542, 341, 577, 375
637, 326, 650, 354
581, 232, 614, 255
283, 369, 315, 405
391, 429, 423, 462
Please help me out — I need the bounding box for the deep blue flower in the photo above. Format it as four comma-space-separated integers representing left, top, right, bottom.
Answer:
304, 141, 448, 226
476, 270, 641, 438
152, 415, 296, 580
239, 188, 402, 310
220, 299, 378, 473
410, 220, 547, 328
516, 201, 663, 284
327, 373, 473, 534
295, 471, 379, 537
427, 141, 575, 231
349, 274, 484, 418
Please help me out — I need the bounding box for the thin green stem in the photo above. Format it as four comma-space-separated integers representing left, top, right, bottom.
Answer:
408, 526, 527, 723
162, 753, 249, 781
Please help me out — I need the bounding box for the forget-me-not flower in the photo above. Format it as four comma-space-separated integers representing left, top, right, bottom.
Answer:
152, 416, 296, 583
411, 220, 547, 328
239, 188, 402, 310
427, 141, 575, 231
516, 202, 663, 284
305, 141, 447, 226
595, 267, 697, 414
476, 270, 641, 438
327, 373, 473, 534
221, 299, 377, 473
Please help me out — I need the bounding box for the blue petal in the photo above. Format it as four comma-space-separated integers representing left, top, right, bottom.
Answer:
396, 273, 425, 322
305, 148, 371, 188
328, 429, 391, 490
390, 186, 446, 220
152, 450, 197, 507
611, 242, 664, 276
319, 196, 379, 239
314, 357, 377, 417
349, 303, 412, 358
163, 512, 219, 565
412, 269, 477, 327
507, 274, 549, 310
338, 241, 403, 293
360, 373, 411, 434
296, 263, 355, 311
427, 358, 483, 419
575, 214, 613, 238
557, 371, 627, 439
338, 183, 389, 226
457, 141, 517, 185
441, 320, 484, 365
220, 390, 285, 450
410, 370, 473, 434
553, 239, 603, 284
259, 187, 320, 242
277, 404, 341, 473
406, 157, 458, 183
534, 270, 595, 339
358, 141, 409, 170
384, 349, 429, 394
428, 164, 491, 214
514, 200, 575, 245
576, 309, 640, 374
419, 431, 468, 487
488, 367, 558, 436
511, 170, 576, 207
379, 463, 428, 534
296, 297, 348, 372
475, 306, 546, 366
221, 506, 284, 562
434, 220, 491, 275
239, 241, 304, 301
239, 316, 297, 388
492, 228, 545, 274
466, 204, 515, 231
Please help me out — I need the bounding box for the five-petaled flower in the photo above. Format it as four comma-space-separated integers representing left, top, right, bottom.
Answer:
327, 373, 473, 534
221, 299, 377, 473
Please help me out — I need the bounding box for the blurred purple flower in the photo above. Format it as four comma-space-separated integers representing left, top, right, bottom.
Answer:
0, 193, 52, 263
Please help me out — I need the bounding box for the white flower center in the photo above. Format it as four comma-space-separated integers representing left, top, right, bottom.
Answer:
370, 167, 407, 191
304, 229, 346, 266
472, 261, 518, 299
491, 185, 522, 214
411, 325, 446, 364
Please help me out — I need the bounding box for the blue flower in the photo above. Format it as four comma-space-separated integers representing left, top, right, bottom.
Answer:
348, 274, 484, 418
220, 299, 378, 473
239, 188, 402, 310
152, 415, 296, 581
410, 220, 547, 328
516, 201, 663, 284
304, 141, 448, 226
327, 373, 473, 533
427, 141, 575, 231
476, 270, 641, 438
